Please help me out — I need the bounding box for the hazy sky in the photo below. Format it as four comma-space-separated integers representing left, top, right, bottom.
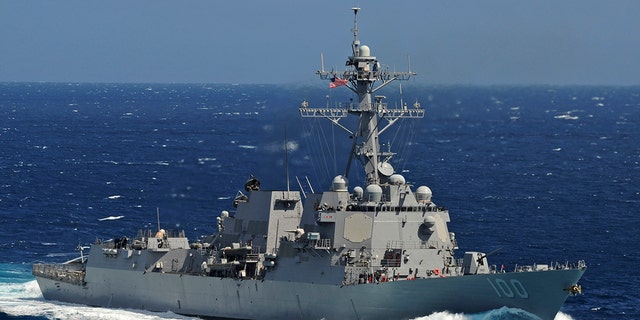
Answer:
1, 1, 639, 85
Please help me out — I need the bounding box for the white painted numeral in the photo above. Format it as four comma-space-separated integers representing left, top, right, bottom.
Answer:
487, 278, 529, 299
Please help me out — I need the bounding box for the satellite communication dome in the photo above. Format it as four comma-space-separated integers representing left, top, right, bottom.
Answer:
389, 174, 406, 185
353, 186, 364, 199
423, 215, 436, 227
365, 184, 383, 202
332, 175, 349, 191
360, 45, 371, 57
378, 161, 394, 176
416, 186, 433, 203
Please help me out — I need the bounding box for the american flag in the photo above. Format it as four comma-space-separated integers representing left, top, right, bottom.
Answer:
329, 77, 348, 88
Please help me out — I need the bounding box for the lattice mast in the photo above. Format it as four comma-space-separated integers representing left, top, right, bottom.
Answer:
300, 7, 423, 186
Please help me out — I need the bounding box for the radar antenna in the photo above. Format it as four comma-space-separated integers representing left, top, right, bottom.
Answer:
351, 7, 360, 57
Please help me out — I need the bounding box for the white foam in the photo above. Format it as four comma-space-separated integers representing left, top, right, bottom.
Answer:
555, 312, 575, 320
554, 114, 579, 120
412, 308, 575, 320
4, 280, 41, 297
197, 157, 217, 164
98, 215, 125, 221
412, 311, 470, 319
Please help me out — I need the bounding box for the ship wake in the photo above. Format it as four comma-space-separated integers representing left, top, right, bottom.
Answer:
414, 307, 575, 320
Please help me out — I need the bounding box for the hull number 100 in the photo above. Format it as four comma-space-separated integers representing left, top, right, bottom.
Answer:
487, 278, 529, 299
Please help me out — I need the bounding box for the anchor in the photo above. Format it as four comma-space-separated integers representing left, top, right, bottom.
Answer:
564, 284, 582, 296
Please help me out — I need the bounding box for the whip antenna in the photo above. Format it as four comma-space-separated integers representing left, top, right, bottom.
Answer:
284, 127, 290, 192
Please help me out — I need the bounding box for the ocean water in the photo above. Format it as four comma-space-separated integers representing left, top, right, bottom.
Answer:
0, 83, 638, 319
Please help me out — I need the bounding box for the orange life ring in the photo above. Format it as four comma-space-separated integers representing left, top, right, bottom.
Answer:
433, 268, 440, 276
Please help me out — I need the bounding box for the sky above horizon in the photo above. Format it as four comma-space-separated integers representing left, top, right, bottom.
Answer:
1, 1, 639, 85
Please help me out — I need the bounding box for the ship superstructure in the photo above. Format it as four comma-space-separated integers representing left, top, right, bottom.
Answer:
33, 8, 585, 320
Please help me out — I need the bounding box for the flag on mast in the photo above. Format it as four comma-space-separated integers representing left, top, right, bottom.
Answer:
329, 77, 348, 88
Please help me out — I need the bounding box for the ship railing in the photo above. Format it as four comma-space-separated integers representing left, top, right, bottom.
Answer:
245, 254, 260, 263
136, 229, 186, 238
242, 246, 261, 262
354, 261, 369, 268
299, 239, 332, 257
338, 69, 415, 82
299, 103, 424, 118
344, 203, 448, 213
311, 238, 331, 249
380, 108, 425, 118
250, 245, 261, 254
386, 240, 440, 250
386, 240, 403, 249
503, 260, 588, 273
549, 260, 587, 270
380, 258, 401, 267
137, 229, 154, 239
299, 108, 349, 119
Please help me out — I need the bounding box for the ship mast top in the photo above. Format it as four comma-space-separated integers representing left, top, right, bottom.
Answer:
301, 8, 423, 186
351, 7, 360, 58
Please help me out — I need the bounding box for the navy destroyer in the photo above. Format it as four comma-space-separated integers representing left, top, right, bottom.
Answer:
33, 8, 585, 320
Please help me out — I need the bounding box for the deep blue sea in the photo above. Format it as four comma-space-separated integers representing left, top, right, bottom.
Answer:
0, 83, 638, 319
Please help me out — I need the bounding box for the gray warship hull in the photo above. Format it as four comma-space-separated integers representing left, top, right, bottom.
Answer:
35, 252, 584, 320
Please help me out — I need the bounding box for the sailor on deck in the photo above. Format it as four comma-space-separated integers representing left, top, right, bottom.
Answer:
155, 229, 166, 239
